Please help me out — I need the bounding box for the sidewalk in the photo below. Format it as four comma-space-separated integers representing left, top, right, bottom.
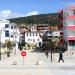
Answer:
50, 53, 75, 64
0, 50, 46, 65
0, 50, 75, 75
0, 50, 75, 65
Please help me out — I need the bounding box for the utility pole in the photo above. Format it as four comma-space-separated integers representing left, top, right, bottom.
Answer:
48, 19, 53, 62
51, 47, 52, 62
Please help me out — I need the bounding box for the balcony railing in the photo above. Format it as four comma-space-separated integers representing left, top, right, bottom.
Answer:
67, 37, 75, 40
67, 15, 75, 19
67, 26, 75, 30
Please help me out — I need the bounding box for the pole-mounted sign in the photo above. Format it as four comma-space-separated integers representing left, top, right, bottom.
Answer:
21, 51, 26, 65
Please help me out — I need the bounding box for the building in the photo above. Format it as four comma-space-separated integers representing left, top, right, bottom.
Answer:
0, 20, 20, 53
42, 30, 63, 43
42, 30, 64, 52
24, 25, 43, 49
19, 24, 48, 50
36, 24, 48, 31
59, 6, 75, 50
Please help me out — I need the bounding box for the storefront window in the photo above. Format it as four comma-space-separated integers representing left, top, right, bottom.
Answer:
69, 40, 75, 46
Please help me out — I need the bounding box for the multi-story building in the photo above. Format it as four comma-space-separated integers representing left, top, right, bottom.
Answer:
24, 25, 43, 49
59, 6, 75, 50
36, 24, 48, 31
0, 20, 20, 53
20, 24, 48, 50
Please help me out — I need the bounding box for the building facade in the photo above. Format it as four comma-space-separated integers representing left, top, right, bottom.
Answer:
19, 24, 48, 50
59, 6, 75, 50
0, 20, 20, 53
24, 25, 43, 49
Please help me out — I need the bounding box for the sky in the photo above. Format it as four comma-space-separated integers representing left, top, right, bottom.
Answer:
0, 0, 75, 19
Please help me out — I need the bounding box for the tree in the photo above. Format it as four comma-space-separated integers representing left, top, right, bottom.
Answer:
4, 40, 15, 57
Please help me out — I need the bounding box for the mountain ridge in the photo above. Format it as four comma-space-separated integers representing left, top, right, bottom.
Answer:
9, 13, 62, 26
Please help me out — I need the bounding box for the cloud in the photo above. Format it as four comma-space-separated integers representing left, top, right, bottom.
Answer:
0, 10, 39, 20
0, 10, 12, 17
60, 2, 75, 6
66, 2, 75, 5
25, 11, 38, 16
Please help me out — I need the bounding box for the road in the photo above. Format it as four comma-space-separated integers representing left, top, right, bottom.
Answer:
0, 50, 75, 75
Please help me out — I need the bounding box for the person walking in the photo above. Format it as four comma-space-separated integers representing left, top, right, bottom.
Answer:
58, 51, 64, 62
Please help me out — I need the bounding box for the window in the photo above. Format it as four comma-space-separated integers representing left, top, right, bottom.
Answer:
27, 33, 28, 36
5, 31, 9, 37
55, 36, 58, 38
60, 32, 63, 35
5, 24, 9, 28
28, 39, 30, 41
30, 33, 31, 36
68, 30, 75, 36
22, 36, 23, 38
11, 26, 13, 29
33, 33, 34, 36
14, 26, 16, 29
37, 39, 39, 41
73, 20, 75, 25
32, 28, 33, 31
73, 10, 75, 15
11, 35, 13, 37
36, 33, 37, 36
33, 39, 35, 42
69, 40, 75, 46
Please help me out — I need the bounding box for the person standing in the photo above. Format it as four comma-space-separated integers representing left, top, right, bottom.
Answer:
58, 51, 64, 62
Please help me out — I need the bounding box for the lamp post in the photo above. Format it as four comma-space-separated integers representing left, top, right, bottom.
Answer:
48, 19, 53, 62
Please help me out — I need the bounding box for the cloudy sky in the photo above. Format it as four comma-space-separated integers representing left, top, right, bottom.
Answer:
0, 0, 75, 19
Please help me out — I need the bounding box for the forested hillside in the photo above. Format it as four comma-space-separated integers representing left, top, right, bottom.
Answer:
9, 13, 62, 26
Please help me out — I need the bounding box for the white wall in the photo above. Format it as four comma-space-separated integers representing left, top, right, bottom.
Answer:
25, 32, 42, 44
0, 20, 20, 52
52, 31, 60, 36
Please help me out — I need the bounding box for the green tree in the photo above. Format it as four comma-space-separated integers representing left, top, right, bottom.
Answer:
4, 40, 15, 57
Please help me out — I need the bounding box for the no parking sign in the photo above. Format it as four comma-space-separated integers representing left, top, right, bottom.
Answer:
21, 51, 26, 57
21, 51, 26, 65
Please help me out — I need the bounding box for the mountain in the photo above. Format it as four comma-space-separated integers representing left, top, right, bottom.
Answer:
9, 13, 62, 26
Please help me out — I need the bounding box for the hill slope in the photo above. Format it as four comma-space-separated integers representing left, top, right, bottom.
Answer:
9, 13, 62, 26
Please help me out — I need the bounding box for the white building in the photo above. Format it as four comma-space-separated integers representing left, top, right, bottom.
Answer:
52, 31, 61, 37
43, 30, 62, 40
25, 26, 43, 49
0, 20, 20, 53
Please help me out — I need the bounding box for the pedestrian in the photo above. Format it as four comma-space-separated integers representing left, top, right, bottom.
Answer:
20, 46, 22, 51
58, 51, 64, 62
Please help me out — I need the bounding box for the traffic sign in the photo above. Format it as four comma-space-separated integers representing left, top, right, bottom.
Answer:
21, 51, 26, 57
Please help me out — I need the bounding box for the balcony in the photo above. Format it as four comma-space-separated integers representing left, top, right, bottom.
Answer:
67, 26, 75, 30
67, 15, 75, 19
67, 37, 75, 40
